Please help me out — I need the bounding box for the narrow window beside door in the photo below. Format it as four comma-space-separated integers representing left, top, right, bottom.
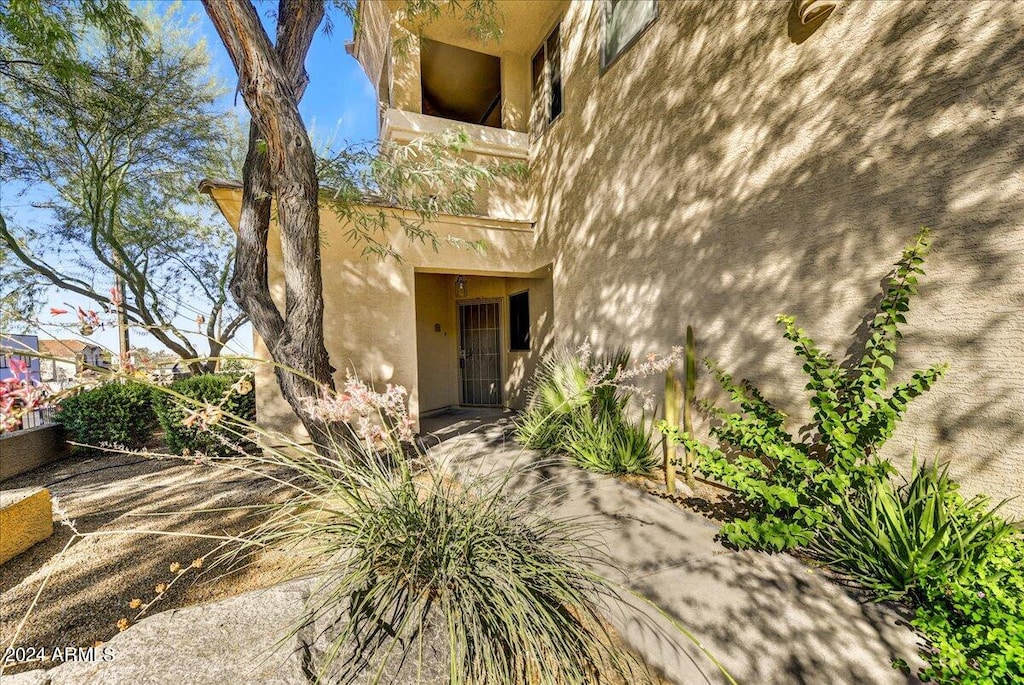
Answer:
510, 291, 530, 351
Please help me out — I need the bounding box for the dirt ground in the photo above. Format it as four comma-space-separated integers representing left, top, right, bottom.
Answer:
620, 467, 747, 523
0, 449, 294, 674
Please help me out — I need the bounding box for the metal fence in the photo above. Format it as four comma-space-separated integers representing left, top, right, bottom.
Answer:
19, 406, 57, 431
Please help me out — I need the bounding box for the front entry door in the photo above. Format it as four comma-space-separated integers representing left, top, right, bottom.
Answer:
458, 300, 501, 406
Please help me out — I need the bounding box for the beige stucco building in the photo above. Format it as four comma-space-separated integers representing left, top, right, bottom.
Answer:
203, 0, 1024, 512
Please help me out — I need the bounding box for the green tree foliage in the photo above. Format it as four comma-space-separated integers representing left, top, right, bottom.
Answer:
663, 229, 946, 550
0, 0, 144, 318
0, 4, 246, 371
0, 0, 143, 87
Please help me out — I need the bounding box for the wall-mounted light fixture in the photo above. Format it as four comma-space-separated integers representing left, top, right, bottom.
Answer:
797, 0, 838, 25
455, 275, 468, 297
789, 0, 839, 44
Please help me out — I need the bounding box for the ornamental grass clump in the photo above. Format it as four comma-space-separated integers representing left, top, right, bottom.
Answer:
245, 453, 646, 684
138, 373, 658, 684
559, 405, 656, 474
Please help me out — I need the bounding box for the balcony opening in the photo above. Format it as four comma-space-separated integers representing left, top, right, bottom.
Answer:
420, 38, 502, 128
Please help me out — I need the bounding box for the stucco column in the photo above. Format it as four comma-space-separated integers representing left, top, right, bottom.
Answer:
389, 23, 422, 114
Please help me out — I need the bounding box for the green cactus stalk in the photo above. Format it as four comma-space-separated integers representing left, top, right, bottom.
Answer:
683, 325, 697, 489
664, 363, 681, 494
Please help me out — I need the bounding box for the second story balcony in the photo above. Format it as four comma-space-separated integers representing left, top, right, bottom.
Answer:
350, 0, 567, 162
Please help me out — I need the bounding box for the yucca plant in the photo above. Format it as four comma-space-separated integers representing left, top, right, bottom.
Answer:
810, 457, 1012, 600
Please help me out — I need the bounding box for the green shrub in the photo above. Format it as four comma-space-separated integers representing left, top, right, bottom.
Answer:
913, 535, 1024, 684
560, 405, 656, 475
662, 228, 945, 551
154, 373, 255, 458
810, 459, 1012, 599
57, 381, 157, 453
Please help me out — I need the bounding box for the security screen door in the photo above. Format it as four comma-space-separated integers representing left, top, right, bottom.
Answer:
458, 300, 502, 406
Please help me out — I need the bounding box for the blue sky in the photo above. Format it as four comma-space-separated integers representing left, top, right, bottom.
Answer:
9, 4, 378, 358
196, 4, 379, 146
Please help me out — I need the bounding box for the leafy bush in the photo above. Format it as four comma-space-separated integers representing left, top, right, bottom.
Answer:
810, 459, 1012, 599
57, 381, 157, 453
560, 404, 656, 474
664, 228, 945, 550
913, 535, 1024, 684
154, 373, 255, 457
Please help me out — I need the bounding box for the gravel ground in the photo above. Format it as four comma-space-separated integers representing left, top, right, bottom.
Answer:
0, 450, 292, 674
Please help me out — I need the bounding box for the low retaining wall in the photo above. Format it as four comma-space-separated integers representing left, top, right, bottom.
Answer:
0, 487, 53, 565
0, 424, 67, 482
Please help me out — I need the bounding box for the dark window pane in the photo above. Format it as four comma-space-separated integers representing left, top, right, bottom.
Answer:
510, 291, 530, 350
547, 25, 562, 121
531, 45, 545, 134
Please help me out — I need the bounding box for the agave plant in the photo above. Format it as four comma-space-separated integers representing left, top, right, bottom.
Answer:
811, 457, 1012, 600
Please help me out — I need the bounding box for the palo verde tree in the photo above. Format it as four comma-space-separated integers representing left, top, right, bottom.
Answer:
0, 3, 246, 373
201, 0, 504, 449
0, 0, 141, 325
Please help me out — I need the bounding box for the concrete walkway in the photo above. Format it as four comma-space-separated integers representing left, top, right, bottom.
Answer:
422, 409, 925, 685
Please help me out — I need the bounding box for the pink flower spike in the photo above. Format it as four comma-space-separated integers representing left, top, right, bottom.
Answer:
50, 307, 69, 316
110, 286, 123, 306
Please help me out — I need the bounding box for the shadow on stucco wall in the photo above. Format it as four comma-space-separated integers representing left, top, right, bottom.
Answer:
529, 0, 1024, 509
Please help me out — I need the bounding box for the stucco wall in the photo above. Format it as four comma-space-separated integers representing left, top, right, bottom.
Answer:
529, 0, 1024, 511
0, 425, 66, 482
415, 273, 459, 412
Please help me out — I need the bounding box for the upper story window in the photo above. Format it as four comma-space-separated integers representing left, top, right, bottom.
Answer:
601, 0, 658, 71
531, 22, 562, 135
420, 38, 502, 127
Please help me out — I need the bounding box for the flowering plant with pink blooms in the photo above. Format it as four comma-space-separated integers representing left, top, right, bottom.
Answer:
574, 340, 683, 410
0, 357, 51, 433
303, 375, 416, 448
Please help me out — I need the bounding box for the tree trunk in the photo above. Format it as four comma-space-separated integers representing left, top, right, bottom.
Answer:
204, 0, 341, 452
